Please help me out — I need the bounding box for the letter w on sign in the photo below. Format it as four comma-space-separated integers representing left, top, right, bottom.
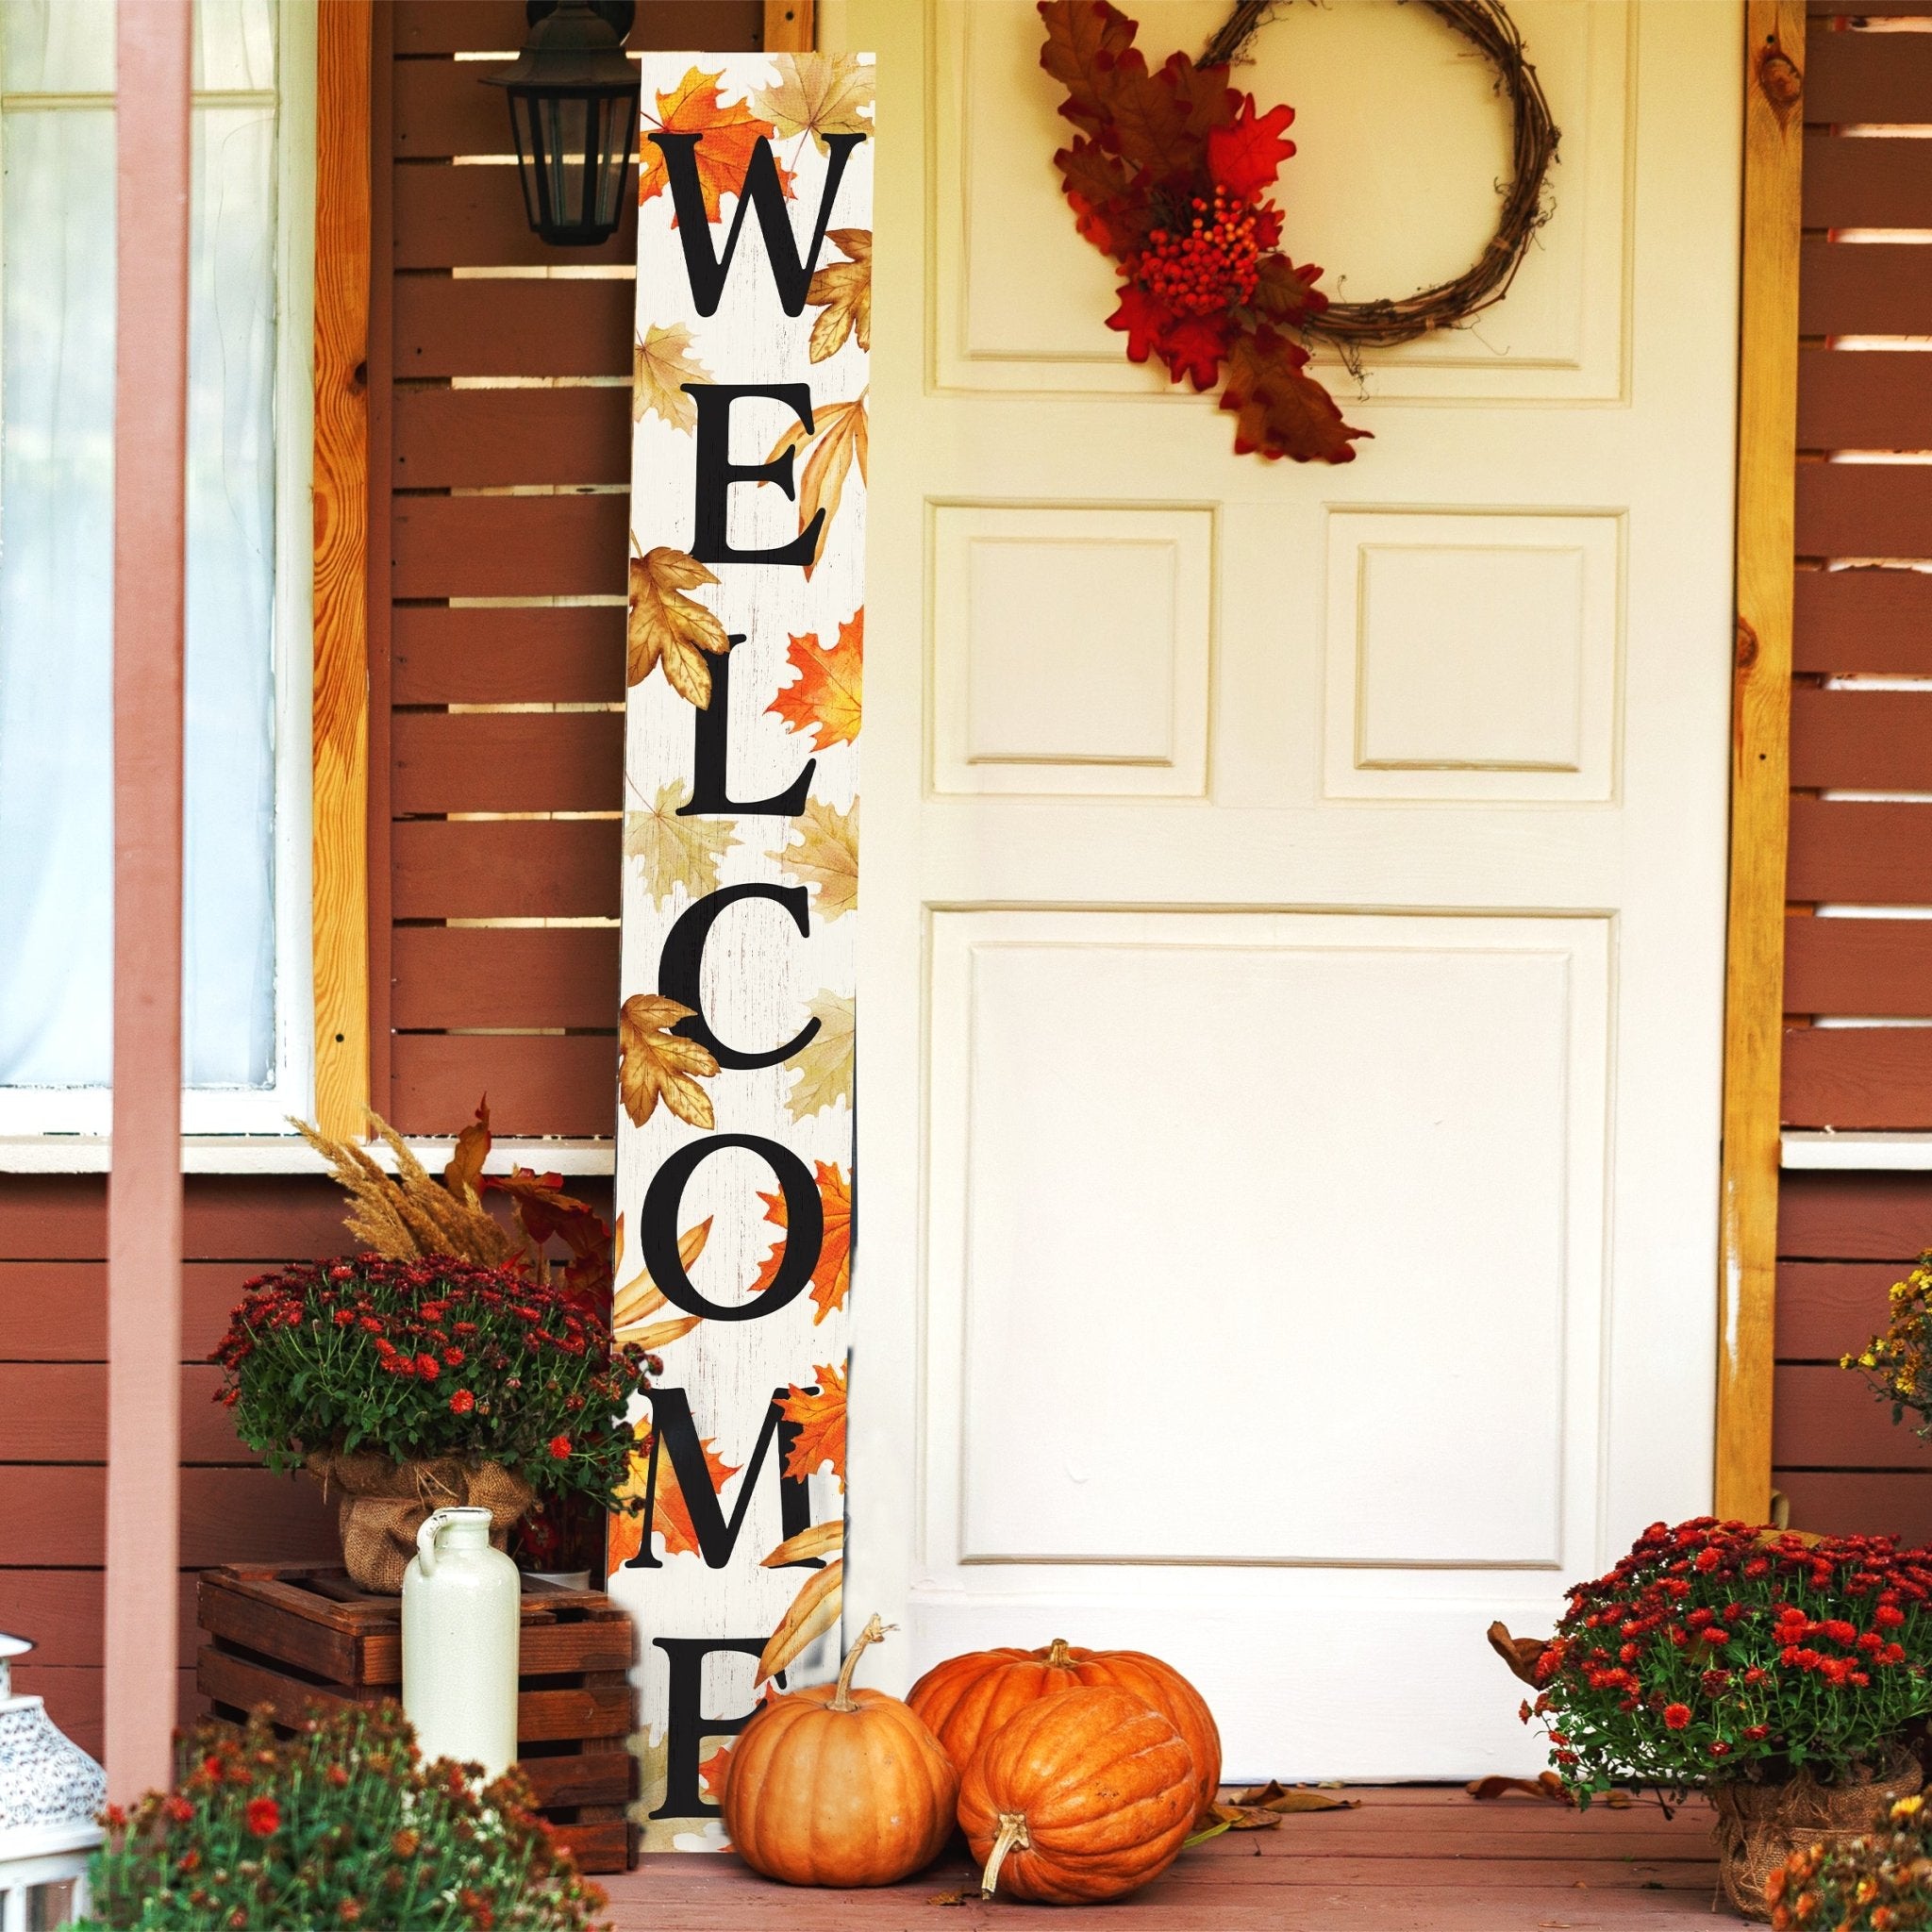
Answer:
607, 51, 873, 1856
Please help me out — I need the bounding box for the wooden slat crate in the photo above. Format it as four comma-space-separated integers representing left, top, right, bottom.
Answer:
196, 1563, 636, 1873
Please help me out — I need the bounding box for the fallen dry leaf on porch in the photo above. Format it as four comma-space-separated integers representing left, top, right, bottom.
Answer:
1231, 1782, 1360, 1816
759, 1558, 843, 1683
749, 1160, 852, 1323
612, 1216, 711, 1330
625, 781, 737, 908
770, 612, 863, 750
779, 1361, 848, 1487
763, 1519, 844, 1567
626, 545, 729, 704
767, 395, 866, 578
806, 228, 872, 361
638, 67, 787, 223
770, 796, 858, 923
785, 989, 854, 1121
928, 1891, 974, 1907
756, 53, 874, 155
619, 994, 720, 1130
1466, 1773, 1574, 1807
1488, 1619, 1550, 1686
633, 323, 710, 432
1202, 1802, 1280, 1833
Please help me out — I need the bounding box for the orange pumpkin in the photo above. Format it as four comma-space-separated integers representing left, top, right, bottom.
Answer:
958, 1686, 1196, 1904
908, 1637, 1222, 1818
722, 1615, 958, 1888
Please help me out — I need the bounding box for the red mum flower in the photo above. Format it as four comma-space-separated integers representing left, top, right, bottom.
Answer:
245, 1796, 281, 1838
449, 1389, 475, 1415
548, 1434, 572, 1459
416, 1353, 440, 1380
1663, 1703, 1691, 1730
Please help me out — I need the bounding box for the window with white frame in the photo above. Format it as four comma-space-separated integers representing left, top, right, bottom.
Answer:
0, 0, 315, 1137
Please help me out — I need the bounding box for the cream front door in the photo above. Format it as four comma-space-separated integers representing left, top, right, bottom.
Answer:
830, 0, 1742, 1776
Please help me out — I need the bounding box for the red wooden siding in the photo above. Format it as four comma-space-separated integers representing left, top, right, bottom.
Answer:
375, 0, 761, 1137
1774, 13, 1932, 1535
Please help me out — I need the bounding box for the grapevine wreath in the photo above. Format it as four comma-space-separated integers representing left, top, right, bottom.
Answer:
1037, 0, 1560, 464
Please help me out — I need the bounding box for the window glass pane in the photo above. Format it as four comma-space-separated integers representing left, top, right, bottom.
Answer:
0, 10, 282, 1094
0, 0, 114, 94
195, 0, 275, 92
0, 108, 114, 1086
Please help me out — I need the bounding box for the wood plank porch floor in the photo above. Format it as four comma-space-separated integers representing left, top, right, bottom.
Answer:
599, 1785, 1732, 1930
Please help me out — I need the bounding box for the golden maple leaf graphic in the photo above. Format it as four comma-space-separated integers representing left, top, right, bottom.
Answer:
633, 322, 710, 433
758, 1560, 842, 1686
765, 393, 866, 581
748, 1160, 852, 1324
611, 1417, 737, 1562
806, 229, 871, 362
698, 1742, 734, 1806
618, 993, 719, 1130
755, 52, 874, 157
626, 544, 728, 705
770, 611, 862, 750
785, 989, 853, 1121
625, 780, 737, 909
779, 1360, 848, 1488
770, 796, 858, 924
638, 68, 789, 223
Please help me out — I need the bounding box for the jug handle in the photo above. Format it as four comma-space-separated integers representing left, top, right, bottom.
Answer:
417, 1507, 456, 1579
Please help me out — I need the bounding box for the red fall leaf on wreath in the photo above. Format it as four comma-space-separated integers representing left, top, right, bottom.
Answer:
1036, 0, 1366, 464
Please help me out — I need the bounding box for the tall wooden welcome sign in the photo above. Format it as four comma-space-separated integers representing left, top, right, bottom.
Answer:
605, 51, 872, 1853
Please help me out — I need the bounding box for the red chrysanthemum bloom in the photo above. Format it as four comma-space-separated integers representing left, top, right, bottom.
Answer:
1663, 1703, 1692, 1730
245, 1796, 281, 1838
449, 1389, 475, 1415
162, 1793, 193, 1824
548, 1434, 572, 1459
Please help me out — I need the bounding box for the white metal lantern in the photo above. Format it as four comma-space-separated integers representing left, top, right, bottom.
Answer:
0, 1635, 104, 1932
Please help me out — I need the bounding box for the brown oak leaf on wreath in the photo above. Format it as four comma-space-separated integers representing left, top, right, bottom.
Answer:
1038, 0, 1365, 464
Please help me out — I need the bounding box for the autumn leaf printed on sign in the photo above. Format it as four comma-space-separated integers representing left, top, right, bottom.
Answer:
769, 612, 862, 750
749, 1161, 852, 1324
765, 395, 866, 580
698, 1744, 734, 1807
627, 544, 729, 706
625, 780, 737, 908
619, 994, 720, 1130
610, 1419, 738, 1563
805, 229, 871, 362
779, 1360, 847, 1487
755, 53, 874, 157
634, 323, 710, 433
769, 797, 858, 924
785, 989, 854, 1121
638, 68, 789, 223
759, 1560, 842, 1684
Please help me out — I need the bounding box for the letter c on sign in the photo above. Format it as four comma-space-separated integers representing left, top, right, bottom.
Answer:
639, 1135, 825, 1322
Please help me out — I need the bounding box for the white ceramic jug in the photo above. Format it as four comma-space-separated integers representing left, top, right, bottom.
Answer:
401, 1506, 520, 1779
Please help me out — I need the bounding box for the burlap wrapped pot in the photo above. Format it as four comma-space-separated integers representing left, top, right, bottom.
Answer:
1709, 1752, 1924, 1919
305, 1451, 535, 1594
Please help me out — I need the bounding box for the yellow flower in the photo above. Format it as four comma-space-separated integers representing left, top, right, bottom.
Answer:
1894, 1793, 1924, 1819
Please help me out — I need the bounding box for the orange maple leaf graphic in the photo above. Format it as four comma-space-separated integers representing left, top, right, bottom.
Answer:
768, 611, 862, 751
779, 1361, 848, 1488
638, 68, 790, 224
748, 1161, 852, 1324
698, 1742, 734, 1805
613, 1420, 739, 1560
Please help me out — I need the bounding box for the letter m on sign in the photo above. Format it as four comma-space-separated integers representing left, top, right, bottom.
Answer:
607, 50, 872, 1856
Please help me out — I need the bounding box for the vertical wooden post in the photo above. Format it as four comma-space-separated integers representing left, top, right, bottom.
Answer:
313, 0, 374, 1141
1716, 0, 1805, 1524
764, 1, 815, 52
105, 0, 193, 1799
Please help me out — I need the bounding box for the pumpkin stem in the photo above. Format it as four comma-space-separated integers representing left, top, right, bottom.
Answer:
1044, 1638, 1073, 1668
829, 1612, 893, 1712
980, 1812, 1032, 1899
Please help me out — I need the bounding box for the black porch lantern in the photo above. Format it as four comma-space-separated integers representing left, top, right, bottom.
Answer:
484, 0, 641, 248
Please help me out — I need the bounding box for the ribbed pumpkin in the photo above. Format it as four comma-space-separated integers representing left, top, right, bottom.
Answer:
958, 1686, 1197, 1903
908, 1637, 1222, 1819
722, 1616, 958, 1888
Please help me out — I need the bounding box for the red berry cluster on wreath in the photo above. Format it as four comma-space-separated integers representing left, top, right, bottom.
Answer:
1527, 1517, 1932, 1802
1138, 189, 1266, 314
